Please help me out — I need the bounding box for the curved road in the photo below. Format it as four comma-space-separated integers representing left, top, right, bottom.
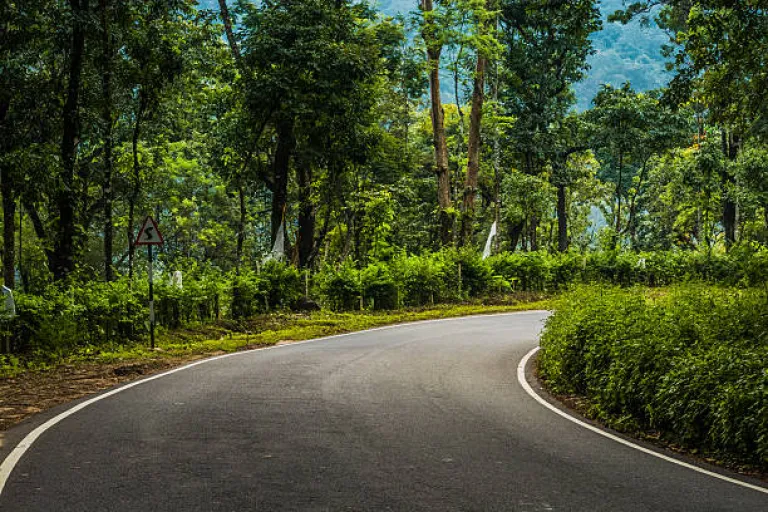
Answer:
1, 312, 766, 511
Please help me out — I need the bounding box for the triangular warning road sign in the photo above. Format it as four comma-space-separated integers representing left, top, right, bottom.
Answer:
135, 216, 164, 246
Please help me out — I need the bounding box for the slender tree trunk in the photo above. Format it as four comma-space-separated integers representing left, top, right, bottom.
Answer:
100, 0, 114, 281
217, 0, 243, 71
54, 0, 87, 281
557, 184, 568, 253
530, 214, 539, 252
721, 130, 739, 249
460, 53, 487, 246
1, 164, 15, 289
271, 118, 294, 247
453, 44, 465, 203
297, 162, 314, 269
627, 160, 648, 251
421, 0, 452, 247
0, 99, 13, 289
615, 150, 623, 235
237, 180, 246, 270
19, 203, 28, 291
128, 93, 145, 280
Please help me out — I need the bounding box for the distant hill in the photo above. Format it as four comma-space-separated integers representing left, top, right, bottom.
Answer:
577, 0, 670, 109
199, 0, 671, 109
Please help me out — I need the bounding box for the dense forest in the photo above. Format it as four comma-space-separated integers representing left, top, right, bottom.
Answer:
1, 1, 767, 348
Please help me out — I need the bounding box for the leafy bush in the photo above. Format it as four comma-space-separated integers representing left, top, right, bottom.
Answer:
443, 248, 498, 298
229, 270, 267, 319
360, 262, 398, 310
539, 285, 768, 469
393, 252, 449, 306
259, 261, 302, 310
316, 261, 361, 311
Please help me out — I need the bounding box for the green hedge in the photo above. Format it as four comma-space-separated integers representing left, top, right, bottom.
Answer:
4, 246, 768, 360
2, 260, 303, 356
488, 245, 768, 291
539, 285, 768, 469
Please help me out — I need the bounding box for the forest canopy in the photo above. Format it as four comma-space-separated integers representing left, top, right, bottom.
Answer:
1, 0, 766, 292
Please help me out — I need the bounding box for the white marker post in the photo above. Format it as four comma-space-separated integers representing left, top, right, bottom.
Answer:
135, 216, 164, 349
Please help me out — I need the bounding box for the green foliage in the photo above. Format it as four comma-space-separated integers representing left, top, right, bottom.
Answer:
539, 285, 768, 468
360, 262, 398, 311
316, 261, 362, 311
316, 249, 505, 310
229, 261, 302, 318
393, 252, 451, 306
260, 261, 303, 310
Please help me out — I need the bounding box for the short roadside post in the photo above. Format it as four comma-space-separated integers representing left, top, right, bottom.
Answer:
135, 216, 164, 349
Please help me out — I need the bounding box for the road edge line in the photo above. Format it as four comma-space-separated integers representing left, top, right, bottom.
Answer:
517, 346, 768, 496
0, 309, 548, 497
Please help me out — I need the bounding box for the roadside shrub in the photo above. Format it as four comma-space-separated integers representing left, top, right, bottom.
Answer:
360, 262, 398, 310
316, 261, 361, 311
394, 253, 449, 306
229, 270, 267, 319
489, 252, 543, 291
539, 284, 768, 469
260, 260, 302, 310
443, 248, 497, 298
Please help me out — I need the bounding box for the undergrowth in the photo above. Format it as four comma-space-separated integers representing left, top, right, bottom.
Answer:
538, 284, 768, 470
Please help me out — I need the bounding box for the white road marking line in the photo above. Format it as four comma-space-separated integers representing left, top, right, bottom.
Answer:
0, 310, 547, 497
517, 346, 768, 496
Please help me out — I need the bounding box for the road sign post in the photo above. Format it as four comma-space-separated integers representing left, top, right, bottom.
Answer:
135, 216, 164, 350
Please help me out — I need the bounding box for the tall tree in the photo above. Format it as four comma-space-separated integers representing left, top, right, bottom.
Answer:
99, 0, 115, 281
242, 0, 387, 267
419, 0, 453, 246
459, 0, 499, 246
53, 0, 89, 280
499, 0, 600, 250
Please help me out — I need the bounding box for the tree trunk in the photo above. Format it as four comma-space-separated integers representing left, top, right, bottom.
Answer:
0, 98, 13, 289
297, 162, 314, 269
1, 165, 15, 289
721, 130, 739, 249
271, 118, 294, 247
508, 220, 523, 253
557, 184, 568, 253
100, 0, 114, 281
217, 0, 243, 71
627, 160, 648, 251
530, 214, 539, 252
460, 53, 487, 246
237, 180, 246, 270
421, 0, 452, 247
615, 150, 623, 235
54, 0, 87, 281
128, 93, 145, 280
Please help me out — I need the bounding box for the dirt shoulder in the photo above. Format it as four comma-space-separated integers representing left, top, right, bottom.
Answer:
0, 354, 222, 431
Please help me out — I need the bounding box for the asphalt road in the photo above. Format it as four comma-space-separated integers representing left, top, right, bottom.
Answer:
1, 311, 766, 511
